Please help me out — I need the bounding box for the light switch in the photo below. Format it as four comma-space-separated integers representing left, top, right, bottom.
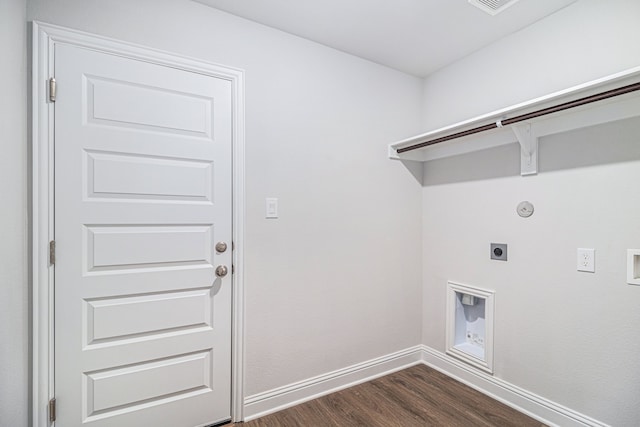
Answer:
266, 198, 278, 219
577, 248, 595, 273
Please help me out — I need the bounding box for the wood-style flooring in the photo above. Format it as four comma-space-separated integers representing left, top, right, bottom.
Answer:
239, 364, 545, 427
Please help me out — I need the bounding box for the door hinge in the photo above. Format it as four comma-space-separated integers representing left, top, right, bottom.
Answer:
49, 240, 56, 265
49, 398, 56, 422
232, 264, 235, 274
49, 77, 57, 102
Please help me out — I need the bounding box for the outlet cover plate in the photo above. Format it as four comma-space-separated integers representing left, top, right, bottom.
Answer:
627, 249, 640, 285
577, 248, 595, 273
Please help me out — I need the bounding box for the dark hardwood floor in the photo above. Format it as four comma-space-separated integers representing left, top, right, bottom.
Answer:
239, 364, 545, 427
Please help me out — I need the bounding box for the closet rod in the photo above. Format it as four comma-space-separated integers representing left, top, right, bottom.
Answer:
396, 81, 640, 154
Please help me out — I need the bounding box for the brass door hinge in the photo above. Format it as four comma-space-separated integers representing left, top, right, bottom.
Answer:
49, 397, 56, 422
49, 240, 56, 265
49, 77, 56, 102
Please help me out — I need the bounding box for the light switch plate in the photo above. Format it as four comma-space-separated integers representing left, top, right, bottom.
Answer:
266, 198, 278, 219
577, 248, 595, 273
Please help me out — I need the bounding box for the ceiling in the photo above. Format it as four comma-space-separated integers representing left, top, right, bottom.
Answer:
194, 0, 577, 77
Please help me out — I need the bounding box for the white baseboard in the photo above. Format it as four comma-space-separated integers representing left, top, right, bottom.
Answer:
243, 344, 608, 427
243, 346, 423, 421
419, 345, 608, 427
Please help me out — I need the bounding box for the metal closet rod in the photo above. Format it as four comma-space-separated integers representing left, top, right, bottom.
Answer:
396, 81, 640, 154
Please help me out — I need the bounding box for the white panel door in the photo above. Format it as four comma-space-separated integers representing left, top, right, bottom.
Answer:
54, 43, 232, 427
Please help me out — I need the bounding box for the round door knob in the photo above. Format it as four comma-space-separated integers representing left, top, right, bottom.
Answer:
215, 265, 228, 278
215, 242, 228, 253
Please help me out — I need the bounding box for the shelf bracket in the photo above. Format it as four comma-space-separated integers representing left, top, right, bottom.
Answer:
511, 123, 537, 176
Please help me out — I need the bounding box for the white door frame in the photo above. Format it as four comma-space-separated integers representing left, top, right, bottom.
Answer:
31, 21, 246, 426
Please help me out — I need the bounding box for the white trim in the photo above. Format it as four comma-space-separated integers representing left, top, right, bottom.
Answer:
243, 346, 424, 421
231, 53, 247, 422
420, 345, 609, 427
242, 344, 607, 426
32, 22, 55, 427
31, 21, 246, 426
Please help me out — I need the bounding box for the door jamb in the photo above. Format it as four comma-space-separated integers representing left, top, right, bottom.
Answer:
31, 21, 246, 426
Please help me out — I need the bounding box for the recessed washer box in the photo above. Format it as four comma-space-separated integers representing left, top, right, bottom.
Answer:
446, 281, 495, 374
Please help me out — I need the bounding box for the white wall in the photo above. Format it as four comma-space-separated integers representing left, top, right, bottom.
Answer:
420, 1, 640, 425
0, 0, 29, 426
26, 0, 424, 401
422, 0, 640, 130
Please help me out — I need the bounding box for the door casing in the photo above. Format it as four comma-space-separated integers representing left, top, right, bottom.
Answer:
31, 21, 246, 427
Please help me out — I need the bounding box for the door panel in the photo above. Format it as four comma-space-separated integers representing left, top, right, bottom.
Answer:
54, 43, 232, 427
86, 225, 212, 270
87, 151, 213, 202
84, 350, 213, 418
88, 76, 212, 136
85, 289, 213, 345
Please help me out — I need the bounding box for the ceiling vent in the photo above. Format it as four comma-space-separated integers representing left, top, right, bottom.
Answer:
469, 0, 521, 15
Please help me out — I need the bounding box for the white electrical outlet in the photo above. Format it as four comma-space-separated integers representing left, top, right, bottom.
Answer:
627, 249, 640, 285
577, 248, 595, 273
